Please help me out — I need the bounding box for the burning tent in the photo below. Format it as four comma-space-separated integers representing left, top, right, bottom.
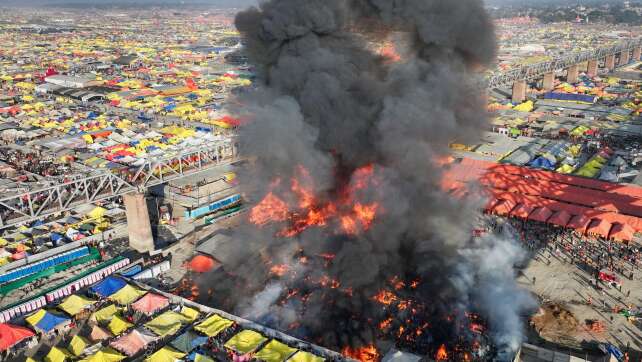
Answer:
187, 255, 217, 273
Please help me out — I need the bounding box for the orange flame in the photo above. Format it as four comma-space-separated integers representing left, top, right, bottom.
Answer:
435, 344, 448, 361
378, 317, 393, 330
249, 192, 288, 225
373, 290, 398, 305
342, 345, 379, 362
269, 264, 290, 277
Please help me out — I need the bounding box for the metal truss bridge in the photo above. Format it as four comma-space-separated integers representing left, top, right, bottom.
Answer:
0, 138, 239, 229
487, 38, 642, 89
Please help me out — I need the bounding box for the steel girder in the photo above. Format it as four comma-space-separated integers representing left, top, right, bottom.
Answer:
0, 138, 239, 229
487, 39, 642, 89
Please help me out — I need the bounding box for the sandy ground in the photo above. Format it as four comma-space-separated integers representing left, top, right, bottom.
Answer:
517, 248, 642, 355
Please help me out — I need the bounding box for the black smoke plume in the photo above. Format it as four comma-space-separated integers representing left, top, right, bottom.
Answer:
200, 0, 535, 360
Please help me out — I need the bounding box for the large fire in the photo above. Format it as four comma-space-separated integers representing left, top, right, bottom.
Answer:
342, 345, 380, 362
249, 165, 380, 237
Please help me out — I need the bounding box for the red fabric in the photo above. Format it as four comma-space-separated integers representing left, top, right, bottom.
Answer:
587, 219, 612, 238
510, 203, 535, 219
567, 215, 591, 234
0, 323, 34, 351
131, 293, 169, 315
548, 210, 572, 227
529, 207, 553, 223
493, 199, 516, 216
610, 222, 634, 242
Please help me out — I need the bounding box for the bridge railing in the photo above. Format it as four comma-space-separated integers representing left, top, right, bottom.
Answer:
0, 138, 239, 229
487, 38, 642, 89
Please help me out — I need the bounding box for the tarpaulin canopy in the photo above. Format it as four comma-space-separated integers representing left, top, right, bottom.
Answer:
509, 203, 534, 219
90, 325, 113, 342
567, 214, 591, 234
289, 351, 325, 362
44, 346, 72, 362
610, 222, 635, 242
529, 207, 553, 223
169, 330, 208, 353
180, 306, 200, 322
492, 199, 516, 216
26, 309, 69, 333
69, 335, 89, 356
224, 330, 268, 354
193, 353, 215, 362
87, 207, 107, 219
110, 328, 157, 357
58, 295, 96, 316
131, 293, 169, 316
79, 347, 126, 362
90, 276, 126, 297
194, 314, 234, 337
0, 323, 35, 351
548, 210, 572, 227
108, 284, 147, 305
187, 255, 215, 273
107, 315, 133, 336
254, 340, 298, 362
92, 304, 120, 323
145, 346, 186, 362
144, 311, 192, 337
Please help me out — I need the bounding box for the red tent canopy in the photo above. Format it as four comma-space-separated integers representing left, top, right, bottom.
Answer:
568, 215, 591, 234
0, 323, 35, 351
484, 198, 500, 212
131, 293, 169, 316
610, 223, 634, 242
529, 207, 553, 223
510, 203, 535, 219
587, 219, 612, 238
187, 255, 217, 273
548, 210, 572, 227
493, 199, 516, 216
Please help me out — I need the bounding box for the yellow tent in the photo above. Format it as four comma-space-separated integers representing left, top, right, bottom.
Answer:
79, 348, 126, 362
224, 330, 268, 354
107, 315, 133, 336
58, 295, 96, 316
194, 354, 215, 362
68, 335, 89, 356
513, 100, 534, 112
26, 358, 37, 362
92, 304, 120, 323
254, 340, 298, 362
180, 306, 200, 322
556, 164, 575, 174
144, 311, 191, 337
289, 351, 325, 362
87, 206, 107, 219
109, 285, 147, 305
194, 314, 234, 337
44, 347, 72, 362
144, 346, 186, 362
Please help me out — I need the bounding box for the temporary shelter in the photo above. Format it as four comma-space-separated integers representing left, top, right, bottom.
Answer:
110, 329, 157, 357
587, 219, 612, 238
144, 311, 192, 337
548, 210, 572, 227
169, 330, 208, 353
193, 314, 234, 337
510, 203, 534, 219
44, 346, 72, 362
90, 276, 126, 298
58, 295, 96, 316
289, 351, 325, 362
91, 304, 120, 323
79, 347, 126, 362
145, 346, 186, 362
68, 335, 90, 356
529, 207, 553, 223
108, 284, 147, 305
0, 323, 35, 351
89, 325, 113, 342
610, 223, 634, 242
224, 330, 268, 355
567, 215, 591, 234
107, 315, 133, 336
187, 255, 215, 273
131, 293, 169, 316
253, 340, 298, 362
25, 309, 70, 333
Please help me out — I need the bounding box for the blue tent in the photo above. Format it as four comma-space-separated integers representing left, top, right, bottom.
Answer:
119, 265, 142, 277
34, 311, 69, 333
164, 104, 177, 112
529, 157, 555, 170
50, 233, 64, 242
87, 112, 98, 119
90, 276, 126, 297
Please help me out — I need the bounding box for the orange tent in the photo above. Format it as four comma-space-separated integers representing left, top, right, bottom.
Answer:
548, 210, 572, 227
493, 199, 516, 216
529, 207, 553, 223
587, 219, 612, 238
568, 215, 591, 234
187, 255, 217, 273
510, 203, 535, 219
610, 223, 634, 242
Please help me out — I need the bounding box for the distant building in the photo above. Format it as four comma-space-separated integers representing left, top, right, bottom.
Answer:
44, 74, 100, 89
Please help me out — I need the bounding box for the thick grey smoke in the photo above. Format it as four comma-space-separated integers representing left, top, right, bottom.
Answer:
202, 0, 533, 359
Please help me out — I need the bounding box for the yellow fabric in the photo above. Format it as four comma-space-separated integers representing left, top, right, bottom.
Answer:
194, 354, 215, 362
58, 295, 96, 316
44, 347, 72, 362
289, 351, 325, 362
92, 304, 120, 323
26, 358, 37, 362
194, 314, 234, 337
180, 306, 200, 322
556, 164, 575, 174
144, 346, 186, 362
107, 315, 132, 336
25, 309, 47, 327
87, 207, 107, 219
79, 348, 126, 362
69, 335, 89, 356
254, 340, 298, 362
144, 311, 191, 337
109, 285, 147, 305
224, 330, 268, 354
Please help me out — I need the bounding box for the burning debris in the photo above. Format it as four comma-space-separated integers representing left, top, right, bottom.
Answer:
195, 0, 534, 360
